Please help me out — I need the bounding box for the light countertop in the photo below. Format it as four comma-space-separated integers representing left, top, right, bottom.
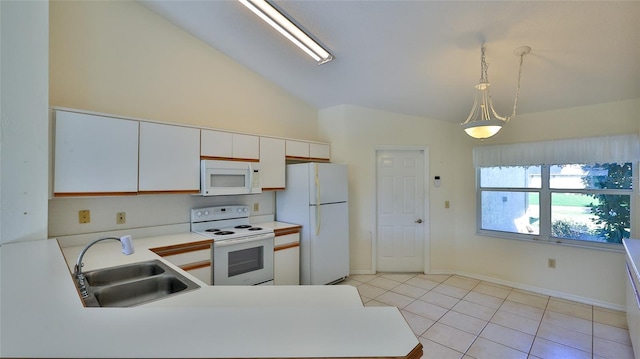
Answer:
624, 238, 640, 279
0, 226, 421, 358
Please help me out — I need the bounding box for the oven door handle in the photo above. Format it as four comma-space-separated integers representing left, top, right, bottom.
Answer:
213, 235, 273, 248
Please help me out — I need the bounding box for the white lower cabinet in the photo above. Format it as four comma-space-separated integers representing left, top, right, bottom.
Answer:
274, 230, 300, 285
150, 241, 213, 285
627, 261, 640, 358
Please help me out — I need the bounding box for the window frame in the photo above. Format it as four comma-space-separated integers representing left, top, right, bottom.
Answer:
476, 163, 636, 251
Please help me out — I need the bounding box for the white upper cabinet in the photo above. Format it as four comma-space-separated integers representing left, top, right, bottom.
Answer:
233, 133, 260, 160
259, 137, 286, 190
310, 143, 331, 160
201, 129, 259, 161
139, 122, 200, 193
53, 110, 139, 196
286, 140, 330, 161
285, 140, 309, 158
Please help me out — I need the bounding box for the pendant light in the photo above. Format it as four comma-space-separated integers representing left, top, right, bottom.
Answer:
461, 44, 531, 139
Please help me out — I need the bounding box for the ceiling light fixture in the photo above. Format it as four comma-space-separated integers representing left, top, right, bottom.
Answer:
238, 0, 334, 65
461, 44, 531, 139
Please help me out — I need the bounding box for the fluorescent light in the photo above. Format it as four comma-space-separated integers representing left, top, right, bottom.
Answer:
238, 0, 333, 64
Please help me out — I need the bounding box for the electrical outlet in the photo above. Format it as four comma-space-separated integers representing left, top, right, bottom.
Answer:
117, 212, 126, 224
548, 258, 556, 268
79, 210, 90, 224
253, 202, 259, 212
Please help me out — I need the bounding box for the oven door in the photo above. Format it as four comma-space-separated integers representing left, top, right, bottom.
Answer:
213, 233, 274, 285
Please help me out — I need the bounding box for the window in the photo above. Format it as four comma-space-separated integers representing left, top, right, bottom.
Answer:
478, 163, 634, 247
473, 134, 639, 249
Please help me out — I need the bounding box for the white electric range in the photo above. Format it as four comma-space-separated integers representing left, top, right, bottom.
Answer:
191, 205, 274, 285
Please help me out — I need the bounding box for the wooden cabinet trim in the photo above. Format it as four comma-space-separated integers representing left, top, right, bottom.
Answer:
180, 260, 211, 272
262, 187, 286, 191
274, 227, 302, 236
286, 156, 330, 162
54, 191, 138, 197
200, 156, 259, 163
150, 240, 213, 257
274, 242, 300, 252
405, 343, 424, 359
138, 189, 200, 195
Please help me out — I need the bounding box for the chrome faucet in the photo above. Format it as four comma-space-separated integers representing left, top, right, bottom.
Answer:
74, 235, 134, 298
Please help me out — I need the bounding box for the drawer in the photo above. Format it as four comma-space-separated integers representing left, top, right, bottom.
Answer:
275, 233, 300, 249
150, 240, 212, 267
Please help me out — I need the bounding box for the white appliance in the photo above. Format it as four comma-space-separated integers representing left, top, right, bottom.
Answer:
191, 205, 274, 285
276, 163, 349, 285
200, 160, 261, 196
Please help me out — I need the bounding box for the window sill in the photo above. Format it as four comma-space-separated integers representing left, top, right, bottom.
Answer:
477, 229, 626, 253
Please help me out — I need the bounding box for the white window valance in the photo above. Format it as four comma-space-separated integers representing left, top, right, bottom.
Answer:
473, 134, 640, 168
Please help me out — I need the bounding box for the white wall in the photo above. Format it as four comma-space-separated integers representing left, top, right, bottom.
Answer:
318, 105, 460, 273
49, 0, 318, 139
0, 1, 49, 244
453, 99, 640, 308
47, 0, 321, 238
321, 99, 640, 308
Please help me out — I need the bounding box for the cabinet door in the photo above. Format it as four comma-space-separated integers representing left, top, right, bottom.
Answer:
139, 122, 200, 193
232, 133, 260, 161
285, 140, 309, 159
53, 110, 138, 195
274, 232, 300, 285
259, 137, 285, 190
201, 129, 232, 158
310, 143, 330, 160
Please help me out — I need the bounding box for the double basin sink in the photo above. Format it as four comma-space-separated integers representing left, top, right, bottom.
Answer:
81, 259, 199, 307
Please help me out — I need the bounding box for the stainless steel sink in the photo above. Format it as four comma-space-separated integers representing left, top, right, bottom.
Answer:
84, 261, 166, 286
80, 260, 199, 307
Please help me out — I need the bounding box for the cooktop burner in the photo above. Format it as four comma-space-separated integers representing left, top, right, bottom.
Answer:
248, 227, 263, 231
234, 225, 252, 229
213, 231, 235, 235
205, 228, 221, 232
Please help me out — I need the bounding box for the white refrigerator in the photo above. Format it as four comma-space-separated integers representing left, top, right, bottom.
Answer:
276, 163, 349, 285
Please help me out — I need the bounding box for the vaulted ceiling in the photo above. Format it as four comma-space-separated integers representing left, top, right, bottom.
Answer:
140, 1, 640, 123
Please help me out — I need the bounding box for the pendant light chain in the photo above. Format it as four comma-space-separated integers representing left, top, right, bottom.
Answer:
480, 45, 488, 84
509, 51, 526, 121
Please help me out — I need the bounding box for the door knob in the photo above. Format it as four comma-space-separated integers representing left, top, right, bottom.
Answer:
415, 219, 423, 224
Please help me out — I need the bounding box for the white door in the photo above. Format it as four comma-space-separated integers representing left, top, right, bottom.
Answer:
376, 149, 426, 272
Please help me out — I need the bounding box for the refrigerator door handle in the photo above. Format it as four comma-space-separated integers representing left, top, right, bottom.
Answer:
315, 163, 321, 235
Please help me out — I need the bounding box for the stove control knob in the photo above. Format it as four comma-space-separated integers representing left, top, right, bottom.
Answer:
204, 210, 209, 216
196, 211, 202, 217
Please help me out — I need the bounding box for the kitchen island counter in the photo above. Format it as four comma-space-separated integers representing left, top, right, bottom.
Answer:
0, 237, 421, 359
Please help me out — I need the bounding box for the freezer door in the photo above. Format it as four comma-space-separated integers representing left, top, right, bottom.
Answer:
309, 163, 348, 205
307, 202, 349, 285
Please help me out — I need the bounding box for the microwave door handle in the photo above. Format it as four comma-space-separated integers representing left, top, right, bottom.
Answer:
247, 163, 253, 193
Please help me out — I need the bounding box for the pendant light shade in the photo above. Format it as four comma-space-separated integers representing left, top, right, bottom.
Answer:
461, 45, 531, 139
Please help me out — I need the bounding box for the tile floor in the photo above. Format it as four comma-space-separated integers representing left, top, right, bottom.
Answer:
340, 273, 635, 359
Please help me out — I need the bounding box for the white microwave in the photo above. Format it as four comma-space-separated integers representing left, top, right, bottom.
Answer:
201, 160, 261, 196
